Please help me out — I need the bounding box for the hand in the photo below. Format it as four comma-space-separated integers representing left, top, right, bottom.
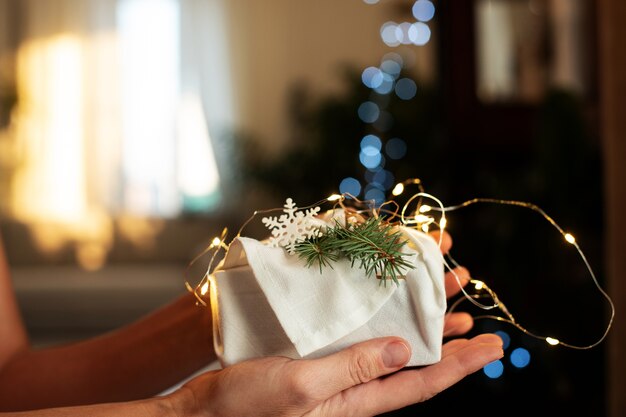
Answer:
168, 232, 502, 417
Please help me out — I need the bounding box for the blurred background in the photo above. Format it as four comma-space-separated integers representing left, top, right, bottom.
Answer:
0, 0, 624, 415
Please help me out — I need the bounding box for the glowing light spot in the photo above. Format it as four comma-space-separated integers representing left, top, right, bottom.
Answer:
495, 330, 511, 350
474, 281, 484, 290
364, 186, 386, 206
372, 169, 395, 190
339, 178, 362, 197
327, 194, 343, 202
200, 281, 209, 296
408, 22, 431, 46
382, 52, 404, 67
360, 151, 384, 169
415, 214, 432, 223
546, 337, 560, 346
361, 134, 382, 151
211, 237, 222, 247
421, 224, 429, 233
392, 183, 405, 196
358, 101, 380, 123
483, 360, 504, 379
395, 78, 417, 100
412, 0, 435, 22
440, 217, 447, 229
380, 22, 401, 47
397, 22, 413, 45
380, 60, 402, 78
419, 205, 432, 213
564, 233, 576, 244
362, 66, 384, 89
510, 347, 531, 368
385, 138, 407, 159
373, 73, 395, 94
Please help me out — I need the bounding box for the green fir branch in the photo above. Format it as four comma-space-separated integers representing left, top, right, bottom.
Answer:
294, 217, 413, 285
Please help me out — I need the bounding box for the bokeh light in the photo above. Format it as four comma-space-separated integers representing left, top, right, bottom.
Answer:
495, 330, 511, 350
373, 72, 395, 94
339, 177, 362, 197
362, 66, 384, 89
510, 347, 531, 369
380, 59, 402, 78
359, 150, 383, 169
483, 360, 504, 379
380, 22, 401, 47
385, 137, 407, 159
364, 184, 386, 206
412, 0, 435, 22
363, 0, 379, 4
395, 78, 417, 100
358, 101, 380, 123
408, 22, 431, 45
360, 134, 382, 151
382, 52, 404, 67
372, 169, 395, 190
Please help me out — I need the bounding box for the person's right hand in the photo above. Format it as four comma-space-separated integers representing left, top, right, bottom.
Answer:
167, 333, 502, 417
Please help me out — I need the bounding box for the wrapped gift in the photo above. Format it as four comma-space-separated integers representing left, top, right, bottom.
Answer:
208, 209, 447, 367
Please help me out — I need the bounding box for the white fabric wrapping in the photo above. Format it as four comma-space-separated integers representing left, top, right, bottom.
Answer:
211, 226, 446, 367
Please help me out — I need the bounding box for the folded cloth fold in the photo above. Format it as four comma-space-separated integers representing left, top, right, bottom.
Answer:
211, 226, 446, 367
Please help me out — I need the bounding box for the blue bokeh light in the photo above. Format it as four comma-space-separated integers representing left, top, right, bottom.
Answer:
510, 348, 531, 369
339, 177, 362, 197
412, 0, 435, 22
373, 73, 395, 94
483, 360, 504, 379
373, 169, 395, 190
385, 138, 407, 159
380, 60, 402, 78
358, 101, 380, 123
395, 78, 417, 100
408, 22, 431, 46
359, 151, 383, 169
380, 22, 400, 47
360, 134, 382, 152
397, 22, 412, 45
495, 331, 511, 350
362, 67, 384, 89
364, 185, 386, 206
382, 52, 404, 67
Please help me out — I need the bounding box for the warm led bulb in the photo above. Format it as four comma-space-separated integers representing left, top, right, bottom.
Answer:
419, 205, 432, 213
546, 337, 560, 346
440, 217, 447, 229
200, 281, 209, 296
421, 224, 429, 233
212, 237, 222, 247
474, 281, 484, 290
415, 214, 432, 223
328, 194, 342, 202
564, 233, 576, 244
392, 183, 405, 196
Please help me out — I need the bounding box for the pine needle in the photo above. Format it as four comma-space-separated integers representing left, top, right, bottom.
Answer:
294, 217, 413, 285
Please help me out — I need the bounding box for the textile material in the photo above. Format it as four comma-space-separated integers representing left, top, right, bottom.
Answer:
211, 227, 446, 367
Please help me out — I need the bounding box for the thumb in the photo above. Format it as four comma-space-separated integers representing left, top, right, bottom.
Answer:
301, 337, 411, 400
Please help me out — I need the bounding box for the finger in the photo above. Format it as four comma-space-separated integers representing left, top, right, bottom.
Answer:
442, 333, 499, 357
445, 266, 470, 298
339, 334, 503, 416
443, 312, 473, 337
299, 337, 411, 401
428, 230, 452, 254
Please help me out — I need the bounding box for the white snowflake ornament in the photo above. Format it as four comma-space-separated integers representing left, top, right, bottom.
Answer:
262, 198, 321, 254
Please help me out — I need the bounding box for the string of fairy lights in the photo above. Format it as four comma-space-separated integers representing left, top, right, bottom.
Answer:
189, 179, 614, 362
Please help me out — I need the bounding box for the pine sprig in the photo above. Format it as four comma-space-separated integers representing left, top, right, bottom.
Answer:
294, 217, 413, 285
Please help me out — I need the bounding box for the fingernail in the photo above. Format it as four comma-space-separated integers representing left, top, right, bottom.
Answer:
382, 341, 410, 368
